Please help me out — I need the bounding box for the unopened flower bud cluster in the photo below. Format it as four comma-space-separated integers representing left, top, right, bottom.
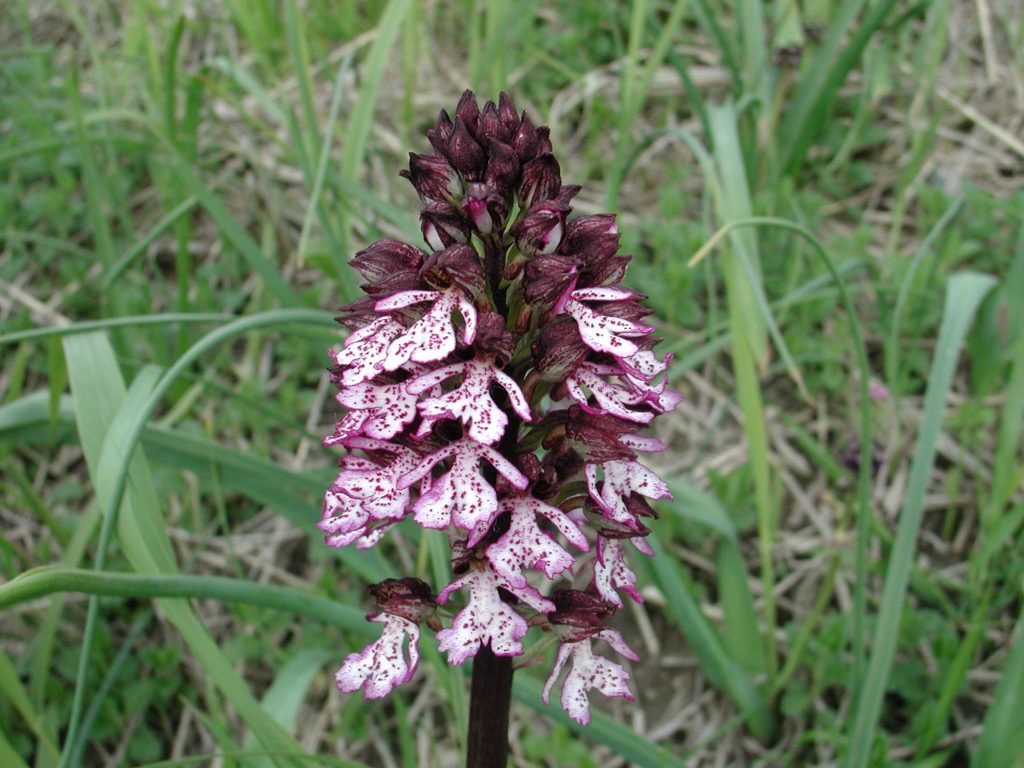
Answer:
320, 91, 680, 724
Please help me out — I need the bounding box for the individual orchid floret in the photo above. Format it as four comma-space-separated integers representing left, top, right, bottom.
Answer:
486, 495, 589, 587
349, 239, 425, 285
324, 379, 420, 442
518, 152, 561, 209
336, 613, 420, 699
541, 628, 640, 725
592, 535, 643, 608
560, 287, 654, 358
398, 438, 528, 537
376, 288, 478, 370
512, 200, 567, 256
400, 152, 463, 204
420, 201, 472, 251
329, 316, 406, 387
436, 564, 554, 665
585, 458, 673, 530
564, 362, 657, 424
335, 579, 436, 699
406, 357, 532, 444
319, 438, 423, 547
522, 254, 579, 310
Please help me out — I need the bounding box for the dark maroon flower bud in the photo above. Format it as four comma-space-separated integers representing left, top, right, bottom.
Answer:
473, 309, 516, 363
491, 453, 544, 496
420, 201, 472, 251
419, 244, 486, 295
484, 141, 521, 198
463, 182, 508, 235
426, 109, 455, 155
361, 269, 423, 297
350, 239, 426, 283
478, 100, 511, 145
400, 153, 462, 203
516, 452, 543, 485
530, 460, 561, 500
624, 493, 658, 520
595, 297, 652, 325
552, 184, 582, 207
513, 201, 568, 257
565, 406, 638, 462
534, 126, 553, 156
455, 90, 481, 138
518, 154, 562, 209
547, 588, 615, 641
550, 443, 584, 481
523, 254, 577, 309
498, 91, 520, 134
561, 214, 619, 256
580, 254, 631, 288
445, 118, 486, 180
582, 498, 651, 538
368, 577, 437, 624
512, 112, 538, 162
336, 296, 381, 330
531, 316, 589, 379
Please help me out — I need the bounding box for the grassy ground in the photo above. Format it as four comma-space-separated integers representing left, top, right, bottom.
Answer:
2, 1, 1023, 766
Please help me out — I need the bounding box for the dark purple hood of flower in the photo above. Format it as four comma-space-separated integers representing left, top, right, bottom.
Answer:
320, 91, 680, 725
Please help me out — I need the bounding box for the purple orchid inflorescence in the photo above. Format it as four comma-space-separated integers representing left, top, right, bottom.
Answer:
321, 91, 680, 725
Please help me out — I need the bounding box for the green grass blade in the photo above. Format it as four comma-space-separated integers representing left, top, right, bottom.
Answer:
0, 727, 31, 768
244, 648, 335, 768
885, 193, 965, 395
666, 478, 739, 544
688, 214, 874, 700
66, 610, 153, 768
0, 313, 230, 347
0, 568, 373, 639
166, 150, 299, 307
846, 272, 996, 768
717, 540, 768, 677
63, 333, 310, 767
0, 649, 60, 763
641, 534, 772, 739
338, 0, 413, 249
778, 0, 897, 177
512, 674, 678, 768
972, 613, 1024, 768
283, 0, 319, 157
102, 195, 198, 289
296, 52, 352, 270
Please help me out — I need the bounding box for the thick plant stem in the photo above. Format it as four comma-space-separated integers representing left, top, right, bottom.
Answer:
466, 644, 513, 768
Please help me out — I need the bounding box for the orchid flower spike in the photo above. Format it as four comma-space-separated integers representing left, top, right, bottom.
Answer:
321, 90, 680, 723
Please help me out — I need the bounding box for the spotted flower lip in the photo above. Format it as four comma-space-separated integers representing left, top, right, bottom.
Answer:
336, 613, 421, 699
486, 495, 589, 587
375, 288, 478, 369
541, 628, 640, 725
321, 90, 680, 721
561, 287, 655, 358
396, 438, 529, 537
329, 317, 406, 387
406, 358, 532, 445
436, 565, 554, 665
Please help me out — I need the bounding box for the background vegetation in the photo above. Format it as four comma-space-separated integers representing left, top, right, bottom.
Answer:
1, 1, 1022, 766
